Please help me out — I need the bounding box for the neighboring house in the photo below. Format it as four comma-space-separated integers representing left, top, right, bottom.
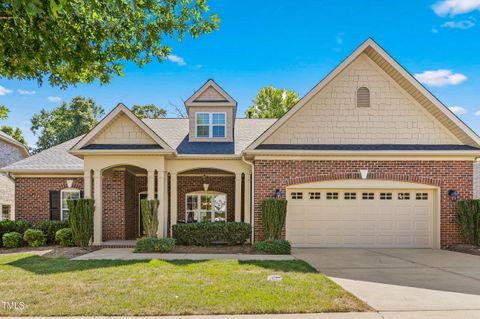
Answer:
0, 131, 29, 221
2, 38, 480, 249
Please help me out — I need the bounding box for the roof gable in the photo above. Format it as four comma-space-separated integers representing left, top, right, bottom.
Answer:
247, 38, 480, 150
0, 131, 29, 157
185, 79, 237, 108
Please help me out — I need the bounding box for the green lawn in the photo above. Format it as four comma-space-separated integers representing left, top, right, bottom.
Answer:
0, 253, 370, 316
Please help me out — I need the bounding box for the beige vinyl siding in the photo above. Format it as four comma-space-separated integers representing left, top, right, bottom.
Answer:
188, 106, 234, 142
91, 113, 156, 145
195, 87, 227, 101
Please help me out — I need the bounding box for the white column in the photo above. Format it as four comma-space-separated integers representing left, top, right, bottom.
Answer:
244, 173, 251, 224
93, 169, 102, 245
235, 173, 242, 222
83, 169, 92, 199
157, 170, 165, 238
170, 172, 177, 228
147, 169, 155, 200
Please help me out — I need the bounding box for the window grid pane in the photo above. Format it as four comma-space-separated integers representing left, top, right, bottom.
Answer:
344, 192, 357, 200
212, 113, 225, 124
196, 113, 209, 125
196, 125, 209, 137
326, 192, 338, 200
380, 192, 392, 200
309, 192, 321, 200
398, 193, 410, 200
362, 192, 374, 200
291, 192, 303, 199
212, 125, 225, 137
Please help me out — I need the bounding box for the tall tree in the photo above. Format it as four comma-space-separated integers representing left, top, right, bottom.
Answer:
1, 125, 27, 146
31, 96, 105, 152
0, 1, 219, 88
131, 104, 167, 119
245, 86, 299, 118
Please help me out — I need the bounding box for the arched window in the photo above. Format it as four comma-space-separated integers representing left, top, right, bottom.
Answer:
356, 87, 370, 108
185, 191, 227, 223
61, 188, 81, 221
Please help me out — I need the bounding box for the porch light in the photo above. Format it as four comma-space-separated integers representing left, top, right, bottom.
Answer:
448, 190, 458, 203
202, 174, 209, 191
66, 179, 74, 188
275, 189, 282, 199
359, 169, 368, 179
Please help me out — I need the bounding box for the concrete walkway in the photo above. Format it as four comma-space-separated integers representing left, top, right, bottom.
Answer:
72, 248, 295, 261
293, 248, 480, 313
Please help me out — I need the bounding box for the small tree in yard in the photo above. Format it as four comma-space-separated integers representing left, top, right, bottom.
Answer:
141, 199, 159, 238
261, 199, 288, 241
67, 199, 94, 247
456, 199, 480, 245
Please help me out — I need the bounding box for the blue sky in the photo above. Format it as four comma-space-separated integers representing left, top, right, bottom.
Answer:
1, 0, 480, 146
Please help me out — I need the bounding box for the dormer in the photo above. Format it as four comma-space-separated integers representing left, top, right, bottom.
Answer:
185, 80, 237, 142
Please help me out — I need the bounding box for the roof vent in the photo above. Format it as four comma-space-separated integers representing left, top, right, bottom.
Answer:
356, 87, 370, 108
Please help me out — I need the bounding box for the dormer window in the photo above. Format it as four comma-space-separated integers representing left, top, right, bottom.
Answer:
196, 112, 226, 138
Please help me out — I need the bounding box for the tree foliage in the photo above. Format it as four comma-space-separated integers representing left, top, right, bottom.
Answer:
0, 0, 220, 88
1, 125, 27, 146
245, 86, 299, 118
31, 96, 105, 152
131, 104, 167, 119
261, 199, 288, 241
0, 105, 8, 120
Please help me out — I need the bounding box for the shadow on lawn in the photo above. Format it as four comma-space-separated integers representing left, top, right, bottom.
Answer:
238, 260, 317, 273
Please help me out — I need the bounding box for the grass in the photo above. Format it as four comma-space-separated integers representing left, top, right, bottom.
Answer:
0, 253, 370, 316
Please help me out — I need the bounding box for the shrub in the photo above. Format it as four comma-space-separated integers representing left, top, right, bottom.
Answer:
253, 240, 291, 255
141, 199, 159, 237
0, 220, 33, 247
2, 232, 22, 248
68, 199, 94, 247
172, 222, 251, 246
135, 237, 175, 253
55, 228, 75, 247
23, 229, 47, 247
456, 200, 480, 245
261, 199, 287, 240
34, 220, 69, 245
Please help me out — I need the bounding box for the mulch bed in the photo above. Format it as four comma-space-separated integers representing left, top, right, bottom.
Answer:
449, 244, 480, 256
171, 244, 262, 254
0, 245, 98, 259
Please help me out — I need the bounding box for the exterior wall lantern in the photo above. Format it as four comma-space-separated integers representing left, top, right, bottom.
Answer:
359, 169, 368, 179
448, 190, 458, 203
274, 189, 282, 199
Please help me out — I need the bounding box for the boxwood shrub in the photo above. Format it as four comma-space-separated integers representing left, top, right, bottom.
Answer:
253, 240, 291, 255
55, 228, 75, 247
172, 222, 251, 246
2, 232, 23, 248
34, 220, 69, 245
135, 237, 176, 253
23, 229, 47, 247
0, 220, 32, 247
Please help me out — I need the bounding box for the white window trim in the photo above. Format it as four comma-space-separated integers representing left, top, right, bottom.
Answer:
185, 192, 227, 223
195, 112, 226, 138
61, 189, 81, 221
1, 205, 11, 221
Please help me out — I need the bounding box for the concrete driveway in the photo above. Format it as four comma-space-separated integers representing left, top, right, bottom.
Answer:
293, 248, 480, 312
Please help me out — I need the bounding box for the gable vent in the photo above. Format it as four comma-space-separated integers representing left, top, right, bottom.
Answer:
356, 87, 370, 108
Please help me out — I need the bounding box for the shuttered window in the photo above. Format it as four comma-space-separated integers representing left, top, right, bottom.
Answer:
356, 87, 370, 108
49, 191, 61, 220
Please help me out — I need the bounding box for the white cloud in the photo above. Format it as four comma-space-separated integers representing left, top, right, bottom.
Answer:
433, 0, 480, 17
167, 54, 186, 66
18, 89, 36, 95
0, 85, 13, 96
48, 96, 62, 102
414, 69, 467, 86
475, 110, 480, 116
449, 106, 468, 115
432, 27, 440, 33
441, 19, 475, 28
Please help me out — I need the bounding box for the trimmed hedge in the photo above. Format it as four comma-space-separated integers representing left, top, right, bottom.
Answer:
253, 240, 291, 255
172, 222, 251, 246
34, 220, 69, 245
261, 199, 287, 241
55, 228, 75, 247
135, 237, 176, 253
0, 220, 32, 246
23, 229, 47, 247
2, 232, 22, 248
456, 199, 480, 245
68, 198, 94, 247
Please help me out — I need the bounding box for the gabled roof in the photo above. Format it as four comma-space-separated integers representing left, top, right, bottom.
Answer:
0, 131, 29, 157
70, 103, 175, 154
184, 79, 237, 110
246, 38, 480, 150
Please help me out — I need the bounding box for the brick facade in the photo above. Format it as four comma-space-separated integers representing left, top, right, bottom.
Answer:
253, 160, 473, 248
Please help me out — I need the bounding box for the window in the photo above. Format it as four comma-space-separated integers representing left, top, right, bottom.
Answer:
309, 192, 321, 200
416, 193, 428, 200
362, 192, 374, 200
196, 112, 226, 138
186, 193, 227, 223
1, 205, 10, 221
291, 192, 303, 200
398, 192, 410, 200
344, 192, 357, 200
326, 192, 338, 200
380, 192, 392, 200
356, 87, 370, 108
61, 189, 81, 221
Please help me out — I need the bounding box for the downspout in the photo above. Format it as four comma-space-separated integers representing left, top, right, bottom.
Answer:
241, 154, 255, 243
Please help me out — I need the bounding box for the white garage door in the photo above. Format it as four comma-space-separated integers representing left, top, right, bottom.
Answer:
286, 188, 433, 248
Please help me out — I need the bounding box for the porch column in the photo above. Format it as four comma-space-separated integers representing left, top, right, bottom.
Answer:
157, 170, 165, 238
170, 172, 177, 228
93, 169, 102, 245
147, 169, 155, 200
235, 172, 242, 222
244, 173, 251, 224
83, 169, 92, 199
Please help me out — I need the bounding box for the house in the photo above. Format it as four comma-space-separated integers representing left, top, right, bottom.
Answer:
2, 38, 480, 249
0, 131, 29, 221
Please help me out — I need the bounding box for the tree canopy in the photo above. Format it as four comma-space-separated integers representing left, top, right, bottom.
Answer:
0, 105, 8, 120
1, 125, 27, 146
245, 86, 299, 119
0, 0, 219, 88
31, 96, 105, 152
131, 104, 167, 119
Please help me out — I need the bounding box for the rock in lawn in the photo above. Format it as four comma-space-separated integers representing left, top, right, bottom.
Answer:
267, 274, 282, 282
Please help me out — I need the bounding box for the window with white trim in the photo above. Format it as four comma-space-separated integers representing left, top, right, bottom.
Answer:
1, 205, 10, 221
291, 192, 303, 200
326, 192, 338, 200
186, 193, 226, 223
344, 192, 357, 200
380, 192, 392, 200
61, 189, 81, 221
196, 112, 226, 138
362, 192, 374, 200
416, 193, 428, 200
398, 192, 410, 200
309, 192, 321, 200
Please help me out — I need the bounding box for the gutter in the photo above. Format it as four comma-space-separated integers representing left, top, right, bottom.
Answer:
241, 155, 255, 243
